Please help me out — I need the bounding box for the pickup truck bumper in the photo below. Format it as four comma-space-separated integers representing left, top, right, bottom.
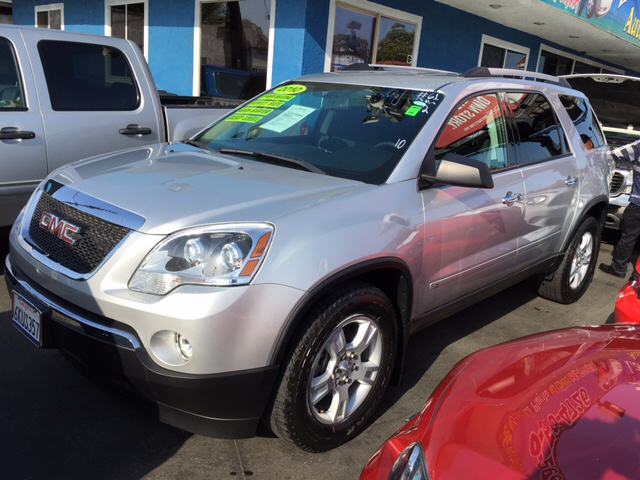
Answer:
4, 254, 278, 439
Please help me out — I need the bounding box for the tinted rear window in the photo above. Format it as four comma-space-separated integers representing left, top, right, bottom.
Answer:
38, 40, 140, 111
559, 95, 605, 149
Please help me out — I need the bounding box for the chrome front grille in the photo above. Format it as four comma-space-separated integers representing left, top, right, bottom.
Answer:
610, 171, 625, 195
28, 192, 131, 274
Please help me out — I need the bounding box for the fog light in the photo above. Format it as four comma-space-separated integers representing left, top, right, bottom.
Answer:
175, 333, 193, 359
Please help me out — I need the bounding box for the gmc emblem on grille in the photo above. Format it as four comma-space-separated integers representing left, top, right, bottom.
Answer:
39, 212, 81, 246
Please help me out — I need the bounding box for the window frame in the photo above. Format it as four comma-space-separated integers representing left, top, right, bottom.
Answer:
192, 0, 276, 96
502, 89, 572, 167
37, 39, 142, 112
536, 44, 624, 75
478, 35, 529, 70
34, 3, 64, 30
324, 0, 422, 72
104, 0, 148, 59
0, 35, 28, 111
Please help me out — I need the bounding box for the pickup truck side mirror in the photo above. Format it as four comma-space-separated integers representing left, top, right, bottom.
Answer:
422, 153, 494, 189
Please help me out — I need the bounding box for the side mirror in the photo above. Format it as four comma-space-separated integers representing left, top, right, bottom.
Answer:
422, 153, 494, 189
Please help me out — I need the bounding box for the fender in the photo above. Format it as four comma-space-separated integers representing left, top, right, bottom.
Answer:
561, 194, 608, 253
268, 257, 414, 376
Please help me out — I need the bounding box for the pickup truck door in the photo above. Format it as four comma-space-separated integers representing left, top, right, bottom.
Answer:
418, 93, 526, 314
0, 32, 47, 227
19, 28, 163, 174
504, 92, 580, 270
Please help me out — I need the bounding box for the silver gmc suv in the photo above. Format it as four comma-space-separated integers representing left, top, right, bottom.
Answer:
5, 66, 613, 452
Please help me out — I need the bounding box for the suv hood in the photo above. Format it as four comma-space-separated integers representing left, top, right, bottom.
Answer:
563, 74, 640, 130
48, 143, 370, 234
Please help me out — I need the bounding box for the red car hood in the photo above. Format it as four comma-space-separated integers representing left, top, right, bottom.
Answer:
361, 325, 640, 480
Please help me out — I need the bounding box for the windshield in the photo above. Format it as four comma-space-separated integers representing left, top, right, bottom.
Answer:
193, 82, 445, 184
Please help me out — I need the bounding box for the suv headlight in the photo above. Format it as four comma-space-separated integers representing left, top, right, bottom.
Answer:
129, 223, 274, 295
390, 443, 429, 480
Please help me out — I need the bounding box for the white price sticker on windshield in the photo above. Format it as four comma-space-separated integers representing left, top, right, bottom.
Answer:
262, 105, 315, 133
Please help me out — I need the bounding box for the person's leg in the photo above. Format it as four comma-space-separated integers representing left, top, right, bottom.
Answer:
611, 203, 640, 273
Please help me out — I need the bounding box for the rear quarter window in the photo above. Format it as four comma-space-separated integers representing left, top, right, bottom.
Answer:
38, 40, 140, 111
559, 95, 606, 149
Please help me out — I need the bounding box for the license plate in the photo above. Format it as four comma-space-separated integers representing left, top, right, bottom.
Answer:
12, 292, 42, 347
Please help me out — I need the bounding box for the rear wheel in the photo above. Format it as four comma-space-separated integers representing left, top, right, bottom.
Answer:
538, 215, 600, 304
268, 281, 397, 452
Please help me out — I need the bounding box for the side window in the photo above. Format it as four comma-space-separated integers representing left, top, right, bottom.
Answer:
0, 37, 26, 110
505, 92, 568, 165
434, 93, 509, 171
559, 95, 605, 150
38, 40, 140, 111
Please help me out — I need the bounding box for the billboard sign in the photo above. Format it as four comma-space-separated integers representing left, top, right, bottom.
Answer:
538, 0, 640, 47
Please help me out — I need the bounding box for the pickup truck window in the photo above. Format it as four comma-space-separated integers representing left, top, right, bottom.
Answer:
194, 82, 444, 184
0, 37, 26, 110
37, 40, 140, 111
506, 92, 569, 165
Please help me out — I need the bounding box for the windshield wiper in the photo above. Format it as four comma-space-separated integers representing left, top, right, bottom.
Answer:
182, 139, 208, 149
219, 148, 327, 175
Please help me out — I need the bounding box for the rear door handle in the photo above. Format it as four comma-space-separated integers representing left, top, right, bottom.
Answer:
565, 176, 578, 186
502, 192, 522, 206
119, 124, 152, 136
0, 127, 35, 140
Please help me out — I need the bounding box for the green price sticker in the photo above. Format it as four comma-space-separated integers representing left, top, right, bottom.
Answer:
273, 84, 307, 94
261, 94, 295, 102
405, 105, 422, 117
225, 114, 262, 124
249, 99, 287, 109
238, 107, 274, 116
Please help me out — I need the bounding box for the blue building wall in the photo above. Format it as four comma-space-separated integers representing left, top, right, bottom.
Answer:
11, 0, 639, 94
14, 0, 104, 35
147, 5, 194, 95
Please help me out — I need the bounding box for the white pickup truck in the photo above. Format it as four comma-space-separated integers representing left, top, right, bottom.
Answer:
0, 25, 233, 228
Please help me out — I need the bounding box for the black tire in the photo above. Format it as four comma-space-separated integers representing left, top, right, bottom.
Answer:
538, 215, 601, 304
268, 281, 398, 452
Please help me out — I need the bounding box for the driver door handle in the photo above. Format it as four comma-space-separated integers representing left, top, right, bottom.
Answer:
0, 126, 35, 140
565, 176, 578, 186
119, 124, 152, 136
502, 192, 522, 206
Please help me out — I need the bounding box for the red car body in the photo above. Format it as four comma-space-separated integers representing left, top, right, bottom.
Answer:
360, 325, 640, 480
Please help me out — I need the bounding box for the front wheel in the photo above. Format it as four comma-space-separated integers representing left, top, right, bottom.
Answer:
268, 281, 398, 452
538, 215, 601, 304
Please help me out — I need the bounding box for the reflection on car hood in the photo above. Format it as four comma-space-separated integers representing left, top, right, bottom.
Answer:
426, 325, 640, 479
49, 143, 370, 234
363, 325, 640, 479
563, 74, 640, 130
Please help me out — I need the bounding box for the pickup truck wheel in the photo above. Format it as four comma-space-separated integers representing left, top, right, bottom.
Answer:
269, 281, 397, 452
538, 215, 600, 304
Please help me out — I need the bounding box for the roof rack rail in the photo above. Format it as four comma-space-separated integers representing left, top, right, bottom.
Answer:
461, 67, 571, 88
341, 63, 456, 75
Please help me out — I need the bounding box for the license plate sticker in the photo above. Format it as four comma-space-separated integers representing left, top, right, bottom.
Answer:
12, 292, 42, 347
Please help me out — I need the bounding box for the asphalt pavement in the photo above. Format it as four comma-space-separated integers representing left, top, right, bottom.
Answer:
0, 230, 630, 480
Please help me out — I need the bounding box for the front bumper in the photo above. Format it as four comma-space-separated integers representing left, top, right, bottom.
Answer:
5, 254, 278, 438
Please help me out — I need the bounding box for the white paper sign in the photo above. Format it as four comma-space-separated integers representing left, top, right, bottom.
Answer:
262, 105, 315, 133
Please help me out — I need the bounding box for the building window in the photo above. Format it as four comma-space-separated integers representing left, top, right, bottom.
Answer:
198, 0, 271, 99
35, 4, 64, 30
0, 1, 12, 24
479, 36, 528, 70
537, 46, 623, 75
329, 3, 419, 71
107, 1, 145, 54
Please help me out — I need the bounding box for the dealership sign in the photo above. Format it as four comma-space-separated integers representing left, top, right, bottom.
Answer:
538, 0, 640, 46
